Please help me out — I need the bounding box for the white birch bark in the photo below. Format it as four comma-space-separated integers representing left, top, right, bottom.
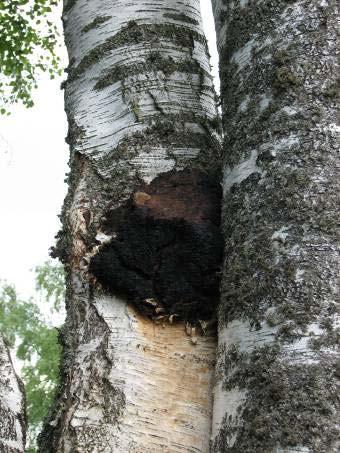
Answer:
0, 336, 26, 453
211, 0, 339, 451
39, 1, 220, 451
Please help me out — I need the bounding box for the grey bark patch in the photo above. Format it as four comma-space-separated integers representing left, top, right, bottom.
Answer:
213, 344, 339, 453
81, 16, 112, 34
163, 13, 199, 25
93, 54, 210, 91
89, 169, 223, 323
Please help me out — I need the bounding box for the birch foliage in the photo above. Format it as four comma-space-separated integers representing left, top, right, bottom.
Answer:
0, 0, 62, 112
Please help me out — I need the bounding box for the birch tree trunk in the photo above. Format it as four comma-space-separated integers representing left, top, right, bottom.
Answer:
211, 0, 339, 451
0, 336, 26, 453
39, 1, 220, 451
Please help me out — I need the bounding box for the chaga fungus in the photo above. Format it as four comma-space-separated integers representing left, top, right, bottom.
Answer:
89, 169, 223, 323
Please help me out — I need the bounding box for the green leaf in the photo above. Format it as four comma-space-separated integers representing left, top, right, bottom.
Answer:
0, 0, 63, 112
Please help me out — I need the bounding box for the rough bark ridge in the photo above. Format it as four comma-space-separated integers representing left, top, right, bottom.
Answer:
212, 0, 339, 452
40, 1, 221, 451
0, 336, 26, 453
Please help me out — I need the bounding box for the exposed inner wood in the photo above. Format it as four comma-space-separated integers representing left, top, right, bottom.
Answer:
99, 300, 217, 452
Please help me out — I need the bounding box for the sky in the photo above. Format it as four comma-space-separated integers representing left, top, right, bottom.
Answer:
0, 0, 219, 300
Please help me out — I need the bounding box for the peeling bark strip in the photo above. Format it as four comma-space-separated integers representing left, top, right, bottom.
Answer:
212, 0, 339, 452
41, 1, 220, 451
0, 336, 26, 453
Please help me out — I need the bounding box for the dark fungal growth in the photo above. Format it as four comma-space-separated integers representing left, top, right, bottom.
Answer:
89, 169, 223, 323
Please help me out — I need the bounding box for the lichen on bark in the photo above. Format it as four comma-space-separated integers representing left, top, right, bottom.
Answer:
212, 0, 339, 451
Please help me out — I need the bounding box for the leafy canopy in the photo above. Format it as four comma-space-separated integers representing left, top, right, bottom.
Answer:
0, 0, 62, 112
0, 260, 65, 452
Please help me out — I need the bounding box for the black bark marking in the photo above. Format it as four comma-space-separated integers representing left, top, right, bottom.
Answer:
89, 169, 223, 322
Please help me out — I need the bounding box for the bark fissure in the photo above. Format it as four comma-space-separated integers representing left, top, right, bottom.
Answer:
93, 54, 212, 91
81, 16, 112, 34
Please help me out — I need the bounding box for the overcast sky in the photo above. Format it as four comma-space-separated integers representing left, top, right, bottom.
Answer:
0, 0, 219, 299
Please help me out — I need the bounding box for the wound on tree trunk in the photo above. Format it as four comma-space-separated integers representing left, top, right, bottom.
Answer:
89, 169, 223, 323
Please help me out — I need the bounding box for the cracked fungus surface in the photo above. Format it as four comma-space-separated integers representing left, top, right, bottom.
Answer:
90, 169, 223, 323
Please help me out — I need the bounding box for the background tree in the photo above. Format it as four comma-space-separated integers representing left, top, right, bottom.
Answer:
211, 0, 339, 451
0, 0, 61, 112
39, 0, 221, 451
0, 261, 64, 452
0, 334, 26, 453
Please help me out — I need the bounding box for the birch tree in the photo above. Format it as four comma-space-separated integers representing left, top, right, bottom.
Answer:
211, 1, 339, 451
40, 0, 221, 451
0, 335, 26, 453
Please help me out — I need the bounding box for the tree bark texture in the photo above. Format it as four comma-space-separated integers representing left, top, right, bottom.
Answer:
39, 1, 220, 451
212, 0, 339, 452
0, 336, 26, 453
